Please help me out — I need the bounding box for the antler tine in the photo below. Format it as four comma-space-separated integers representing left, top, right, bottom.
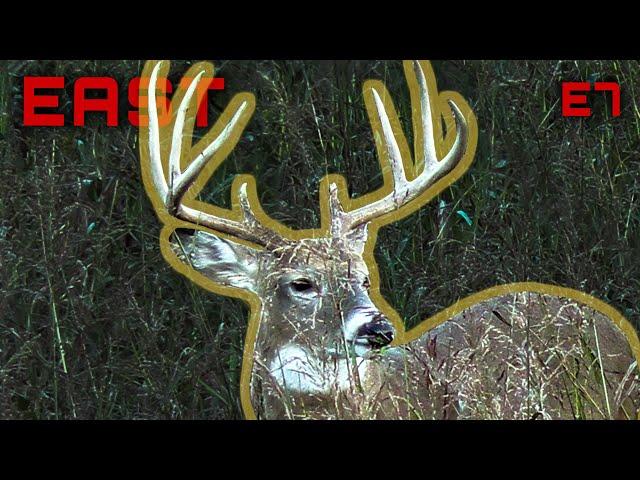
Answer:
342, 60, 468, 231
148, 62, 168, 203
371, 88, 407, 191
167, 69, 206, 207
413, 60, 438, 169
145, 60, 284, 248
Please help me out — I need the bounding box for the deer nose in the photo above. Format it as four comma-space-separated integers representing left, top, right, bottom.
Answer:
355, 316, 394, 349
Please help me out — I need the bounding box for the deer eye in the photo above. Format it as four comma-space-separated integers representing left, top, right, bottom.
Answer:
362, 277, 371, 289
290, 278, 315, 293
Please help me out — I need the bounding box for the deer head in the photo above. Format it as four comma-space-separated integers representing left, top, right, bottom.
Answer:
139, 60, 478, 418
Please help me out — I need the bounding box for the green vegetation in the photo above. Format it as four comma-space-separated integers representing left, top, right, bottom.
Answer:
1, 60, 638, 419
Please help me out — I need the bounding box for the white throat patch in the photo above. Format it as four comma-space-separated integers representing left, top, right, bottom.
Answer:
268, 344, 369, 395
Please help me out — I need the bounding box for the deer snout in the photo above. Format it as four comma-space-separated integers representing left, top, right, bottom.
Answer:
344, 307, 395, 356
355, 315, 395, 349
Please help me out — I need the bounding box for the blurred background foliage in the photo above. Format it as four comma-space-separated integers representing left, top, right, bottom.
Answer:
0, 60, 639, 419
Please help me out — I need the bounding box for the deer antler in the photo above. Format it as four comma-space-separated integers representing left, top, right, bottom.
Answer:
145, 61, 284, 248
330, 60, 469, 233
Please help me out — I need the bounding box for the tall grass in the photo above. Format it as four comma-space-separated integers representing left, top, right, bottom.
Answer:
0, 60, 638, 418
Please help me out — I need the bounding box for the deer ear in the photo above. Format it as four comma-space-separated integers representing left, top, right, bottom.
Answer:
172, 229, 261, 293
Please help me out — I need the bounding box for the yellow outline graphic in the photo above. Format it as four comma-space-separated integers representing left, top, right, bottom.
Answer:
138, 60, 640, 420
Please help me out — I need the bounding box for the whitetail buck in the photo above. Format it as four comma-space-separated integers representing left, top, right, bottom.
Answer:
139, 60, 640, 419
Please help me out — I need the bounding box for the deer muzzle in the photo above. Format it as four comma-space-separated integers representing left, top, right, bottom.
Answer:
355, 315, 395, 349
344, 306, 395, 356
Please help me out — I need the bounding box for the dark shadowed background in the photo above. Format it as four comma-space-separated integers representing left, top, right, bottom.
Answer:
1, 60, 639, 419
